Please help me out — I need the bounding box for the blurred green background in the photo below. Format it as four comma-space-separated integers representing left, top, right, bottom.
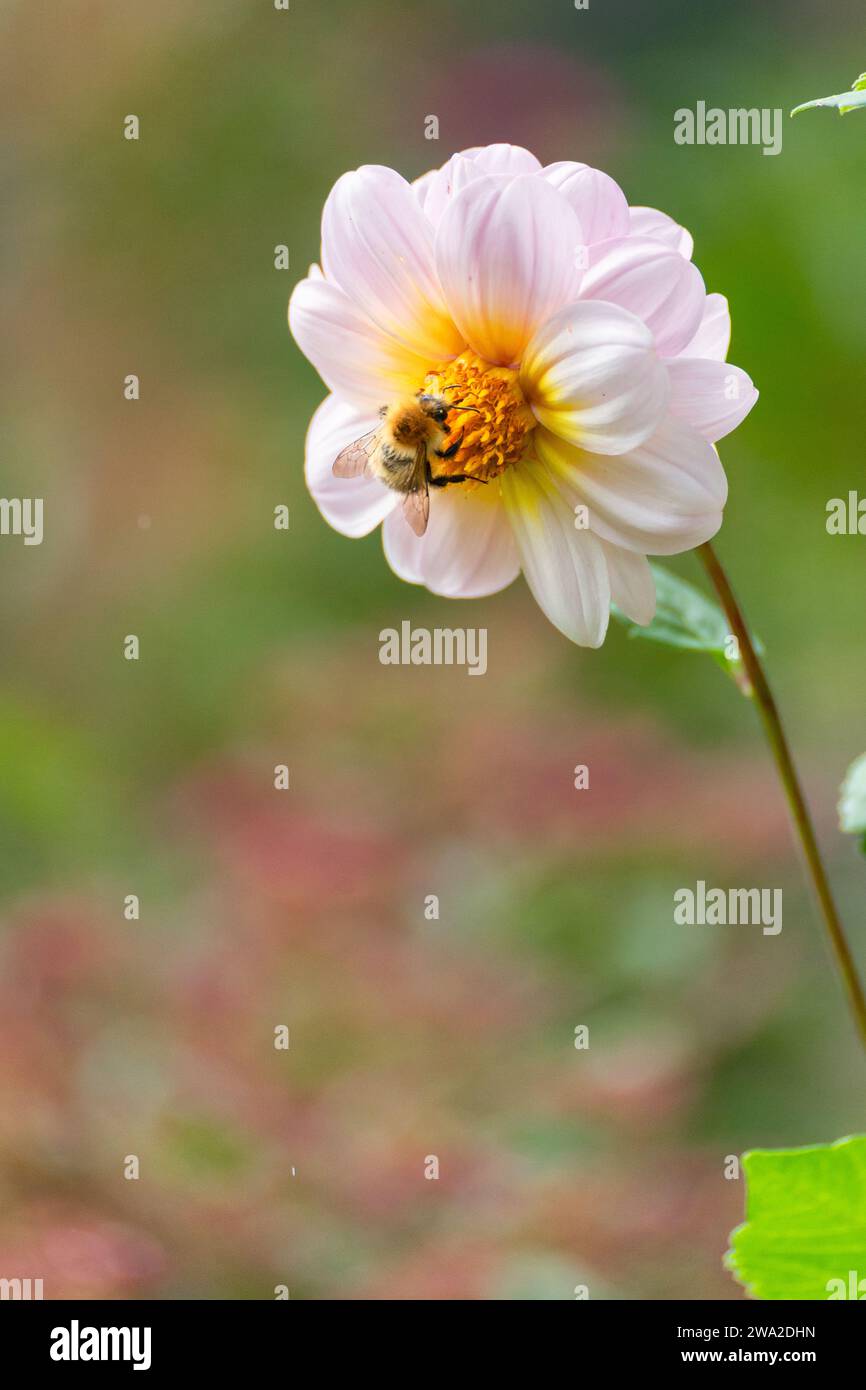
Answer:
2, 0, 866, 1299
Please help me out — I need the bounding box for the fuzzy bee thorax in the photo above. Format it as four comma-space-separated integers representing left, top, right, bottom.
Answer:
388, 404, 428, 445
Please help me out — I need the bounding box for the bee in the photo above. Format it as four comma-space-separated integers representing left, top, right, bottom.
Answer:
332, 391, 481, 536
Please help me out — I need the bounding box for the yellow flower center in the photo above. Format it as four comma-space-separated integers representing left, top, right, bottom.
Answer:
423, 353, 536, 485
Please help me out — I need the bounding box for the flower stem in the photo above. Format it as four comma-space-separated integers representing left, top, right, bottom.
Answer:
698, 540, 866, 1055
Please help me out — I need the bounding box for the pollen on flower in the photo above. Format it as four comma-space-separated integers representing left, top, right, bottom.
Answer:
423, 353, 536, 484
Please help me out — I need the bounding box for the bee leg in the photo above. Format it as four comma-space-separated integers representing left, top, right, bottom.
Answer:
429, 472, 487, 488
435, 432, 464, 461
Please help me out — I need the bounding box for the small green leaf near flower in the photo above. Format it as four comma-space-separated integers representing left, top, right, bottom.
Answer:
791, 73, 866, 117
612, 563, 755, 684
613, 564, 729, 653
725, 1135, 866, 1300
839, 753, 866, 854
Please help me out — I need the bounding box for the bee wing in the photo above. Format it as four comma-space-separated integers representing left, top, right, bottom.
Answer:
333, 427, 380, 479
401, 447, 430, 536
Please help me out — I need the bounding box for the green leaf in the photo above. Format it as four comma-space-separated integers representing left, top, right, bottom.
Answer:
612, 563, 755, 684
792, 72, 866, 116
725, 1135, 866, 1299
839, 753, 866, 854
613, 564, 728, 652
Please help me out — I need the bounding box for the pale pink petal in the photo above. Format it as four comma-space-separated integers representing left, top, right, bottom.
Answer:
412, 167, 439, 209
544, 162, 630, 244
628, 206, 694, 259
305, 395, 398, 538
501, 461, 610, 647
519, 301, 669, 455
467, 143, 543, 175
667, 358, 758, 441
289, 276, 434, 409
417, 154, 482, 229
435, 173, 584, 366
416, 146, 543, 228
382, 483, 520, 598
602, 541, 657, 625
536, 415, 727, 555
681, 292, 731, 361
581, 236, 706, 356
382, 509, 425, 585
321, 164, 464, 359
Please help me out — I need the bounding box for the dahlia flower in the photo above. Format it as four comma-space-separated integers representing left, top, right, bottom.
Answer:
289, 144, 757, 647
